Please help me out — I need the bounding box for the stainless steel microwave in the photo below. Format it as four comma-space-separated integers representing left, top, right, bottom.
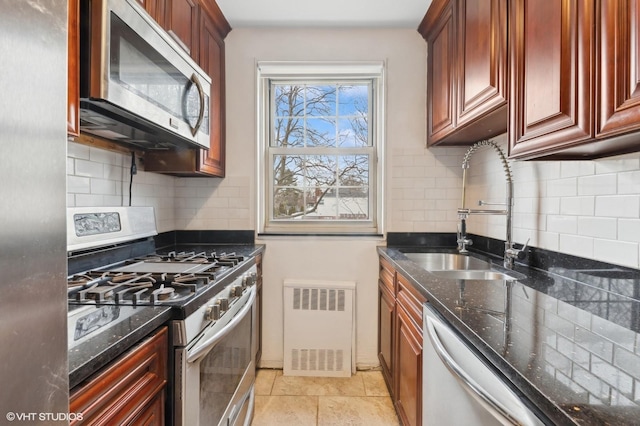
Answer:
79, 0, 211, 151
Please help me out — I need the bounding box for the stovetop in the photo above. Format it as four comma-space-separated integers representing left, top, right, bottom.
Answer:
67, 251, 245, 307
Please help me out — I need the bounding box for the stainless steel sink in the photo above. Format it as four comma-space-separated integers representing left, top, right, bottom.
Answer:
403, 252, 491, 271
402, 252, 525, 281
429, 270, 525, 281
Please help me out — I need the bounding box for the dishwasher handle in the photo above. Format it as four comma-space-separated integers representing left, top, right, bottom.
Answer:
425, 309, 533, 426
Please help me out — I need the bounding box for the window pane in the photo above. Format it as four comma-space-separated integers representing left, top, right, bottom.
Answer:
306, 118, 336, 147
266, 75, 376, 228
306, 86, 336, 116
337, 186, 369, 219
271, 154, 370, 221
275, 85, 304, 117
338, 155, 369, 185
337, 117, 368, 147
273, 155, 303, 187
273, 187, 303, 219
338, 85, 368, 115
273, 118, 304, 147
305, 155, 336, 186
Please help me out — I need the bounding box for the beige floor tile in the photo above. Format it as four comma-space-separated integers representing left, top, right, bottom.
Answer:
359, 371, 390, 397
255, 369, 278, 395
252, 395, 318, 426
317, 396, 400, 426
271, 373, 366, 396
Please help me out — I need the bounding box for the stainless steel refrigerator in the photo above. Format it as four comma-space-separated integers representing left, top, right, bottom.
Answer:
0, 0, 69, 421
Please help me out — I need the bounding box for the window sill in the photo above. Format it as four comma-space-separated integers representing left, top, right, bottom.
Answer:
257, 233, 384, 238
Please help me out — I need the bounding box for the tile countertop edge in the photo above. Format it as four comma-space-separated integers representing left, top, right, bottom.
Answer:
377, 246, 580, 426
68, 307, 172, 389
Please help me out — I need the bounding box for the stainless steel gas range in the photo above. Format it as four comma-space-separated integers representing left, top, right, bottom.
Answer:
67, 207, 258, 426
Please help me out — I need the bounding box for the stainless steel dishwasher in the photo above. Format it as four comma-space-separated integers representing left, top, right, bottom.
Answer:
422, 303, 545, 426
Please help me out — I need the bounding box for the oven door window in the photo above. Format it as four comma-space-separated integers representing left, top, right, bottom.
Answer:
199, 311, 252, 424
109, 13, 210, 134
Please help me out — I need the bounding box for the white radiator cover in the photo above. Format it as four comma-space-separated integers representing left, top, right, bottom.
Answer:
283, 279, 356, 377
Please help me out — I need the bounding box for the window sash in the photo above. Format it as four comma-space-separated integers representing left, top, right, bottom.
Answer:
257, 62, 384, 235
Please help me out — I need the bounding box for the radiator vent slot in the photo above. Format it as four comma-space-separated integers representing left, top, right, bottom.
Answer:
292, 288, 345, 311
284, 280, 356, 377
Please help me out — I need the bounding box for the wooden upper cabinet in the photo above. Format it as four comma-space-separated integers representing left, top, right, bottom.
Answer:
420, 0, 456, 144
419, 0, 507, 146
596, 0, 640, 139
456, 0, 508, 130
509, 0, 594, 159
136, 0, 167, 27
509, 0, 640, 159
196, 4, 228, 176
68, 0, 80, 137
164, 0, 199, 56
143, 0, 231, 177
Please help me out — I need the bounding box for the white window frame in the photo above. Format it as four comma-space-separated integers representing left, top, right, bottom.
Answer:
256, 61, 385, 235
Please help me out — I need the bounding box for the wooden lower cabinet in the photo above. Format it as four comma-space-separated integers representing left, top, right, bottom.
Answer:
70, 326, 168, 425
395, 304, 423, 426
378, 280, 395, 392
378, 257, 425, 426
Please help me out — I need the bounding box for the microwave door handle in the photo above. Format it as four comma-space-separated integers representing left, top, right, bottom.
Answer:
187, 73, 206, 137
425, 314, 531, 426
186, 285, 256, 364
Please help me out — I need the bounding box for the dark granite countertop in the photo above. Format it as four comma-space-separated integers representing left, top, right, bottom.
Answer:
378, 245, 640, 426
69, 306, 172, 389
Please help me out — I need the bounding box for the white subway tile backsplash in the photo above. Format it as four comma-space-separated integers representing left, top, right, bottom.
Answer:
595, 195, 640, 218
547, 177, 578, 197
75, 159, 104, 178
560, 161, 595, 178
559, 234, 594, 258
560, 196, 595, 216
577, 217, 617, 239
68, 175, 90, 194
618, 219, 640, 243
595, 154, 640, 174
592, 239, 639, 268
90, 178, 116, 195
548, 215, 578, 234
578, 174, 617, 196
618, 170, 640, 195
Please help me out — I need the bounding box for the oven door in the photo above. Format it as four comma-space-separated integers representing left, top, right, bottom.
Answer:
175, 286, 256, 426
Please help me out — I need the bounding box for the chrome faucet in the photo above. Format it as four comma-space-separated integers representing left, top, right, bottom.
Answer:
456, 140, 528, 269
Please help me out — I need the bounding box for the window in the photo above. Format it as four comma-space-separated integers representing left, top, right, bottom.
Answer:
257, 62, 384, 235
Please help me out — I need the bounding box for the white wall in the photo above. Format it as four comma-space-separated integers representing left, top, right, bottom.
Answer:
65, 25, 640, 370
222, 27, 465, 368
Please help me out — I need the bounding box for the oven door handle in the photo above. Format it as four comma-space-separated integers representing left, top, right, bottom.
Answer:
187, 285, 256, 364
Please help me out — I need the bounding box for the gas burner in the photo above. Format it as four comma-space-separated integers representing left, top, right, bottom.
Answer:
67, 269, 215, 306
131, 251, 244, 266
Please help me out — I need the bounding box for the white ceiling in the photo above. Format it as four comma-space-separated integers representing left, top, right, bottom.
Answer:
215, 0, 433, 29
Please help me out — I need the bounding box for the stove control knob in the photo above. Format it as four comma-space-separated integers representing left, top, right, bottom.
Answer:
242, 275, 249, 287
250, 272, 257, 285
232, 285, 243, 297
205, 303, 221, 321
219, 298, 229, 311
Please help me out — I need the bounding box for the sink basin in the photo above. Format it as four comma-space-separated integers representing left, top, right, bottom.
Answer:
430, 270, 525, 281
403, 252, 491, 271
